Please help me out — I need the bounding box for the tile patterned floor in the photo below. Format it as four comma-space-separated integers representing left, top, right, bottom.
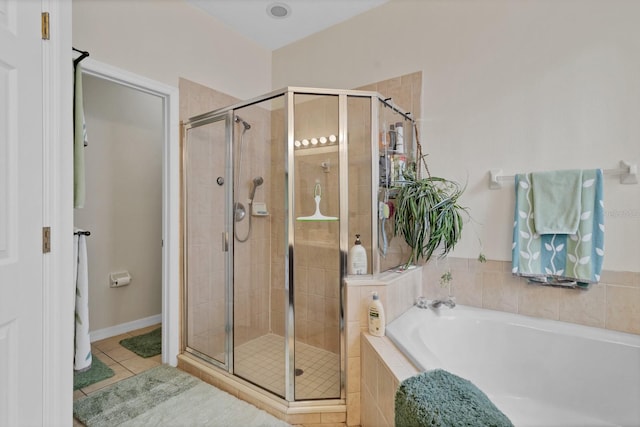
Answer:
73, 329, 340, 425
235, 334, 341, 400
73, 324, 162, 426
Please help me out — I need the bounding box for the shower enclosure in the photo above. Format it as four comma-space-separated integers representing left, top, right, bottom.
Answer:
182, 87, 413, 403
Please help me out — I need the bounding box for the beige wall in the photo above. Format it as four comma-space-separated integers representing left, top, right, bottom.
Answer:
273, 0, 640, 273
75, 74, 163, 331
73, 0, 272, 100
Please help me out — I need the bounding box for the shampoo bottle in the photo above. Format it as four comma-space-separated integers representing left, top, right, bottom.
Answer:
368, 292, 386, 337
348, 234, 368, 275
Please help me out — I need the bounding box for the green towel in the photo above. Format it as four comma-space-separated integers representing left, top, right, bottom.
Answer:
395, 369, 513, 427
531, 169, 582, 234
74, 63, 87, 208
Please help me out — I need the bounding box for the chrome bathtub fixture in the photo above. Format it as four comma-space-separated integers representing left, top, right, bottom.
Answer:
429, 297, 456, 309
415, 296, 429, 309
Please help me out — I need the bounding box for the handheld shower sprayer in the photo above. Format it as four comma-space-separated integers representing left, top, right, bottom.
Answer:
249, 176, 264, 202
234, 114, 259, 243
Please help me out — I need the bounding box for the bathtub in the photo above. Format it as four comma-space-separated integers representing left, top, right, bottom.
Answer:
386, 304, 640, 427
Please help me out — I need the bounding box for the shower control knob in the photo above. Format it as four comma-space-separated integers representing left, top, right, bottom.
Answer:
216, 177, 224, 185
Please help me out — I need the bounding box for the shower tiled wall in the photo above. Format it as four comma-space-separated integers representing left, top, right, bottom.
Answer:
232, 101, 273, 346
180, 79, 272, 353
269, 95, 342, 353
423, 257, 640, 335
357, 72, 423, 272
181, 75, 424, 422
183, 122, 227, 358
180, 78, 236, 358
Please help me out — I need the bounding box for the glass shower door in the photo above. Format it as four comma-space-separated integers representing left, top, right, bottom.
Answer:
231, 98, 286, 398
183, 115, 231, 367
292, 93, 342, 400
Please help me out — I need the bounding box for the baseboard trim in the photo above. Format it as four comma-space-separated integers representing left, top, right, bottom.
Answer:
90, 314, 162, 342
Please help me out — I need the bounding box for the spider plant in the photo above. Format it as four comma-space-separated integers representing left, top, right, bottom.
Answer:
393, 168, 467, 267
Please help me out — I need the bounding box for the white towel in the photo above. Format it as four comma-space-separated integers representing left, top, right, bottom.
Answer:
74, 230, 92, 371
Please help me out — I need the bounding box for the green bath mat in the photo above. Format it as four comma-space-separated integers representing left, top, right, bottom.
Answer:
395, 369, 513, 427
73, 355, 115, 390
73, 365, 291, 427
119, 327, 161, 358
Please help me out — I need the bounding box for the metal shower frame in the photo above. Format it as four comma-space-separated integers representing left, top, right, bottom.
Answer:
181, 86, 414, 403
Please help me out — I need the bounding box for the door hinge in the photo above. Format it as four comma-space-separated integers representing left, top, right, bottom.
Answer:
41, 12, 50, 40
42, 227, 51, 253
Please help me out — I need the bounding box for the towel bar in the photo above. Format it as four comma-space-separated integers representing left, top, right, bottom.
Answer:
526, 278, 589, 289
488, 160, 637, 189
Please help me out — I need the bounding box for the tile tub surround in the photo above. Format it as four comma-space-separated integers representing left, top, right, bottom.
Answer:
344, 267, 423, 426
422, 257, 640, 335
353, 258, 638, 426
360, 333, 418, 427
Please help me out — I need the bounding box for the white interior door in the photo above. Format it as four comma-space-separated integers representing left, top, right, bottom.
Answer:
0, 1, 45, 425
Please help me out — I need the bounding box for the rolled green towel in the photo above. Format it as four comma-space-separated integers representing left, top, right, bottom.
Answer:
395, 369, 513, 427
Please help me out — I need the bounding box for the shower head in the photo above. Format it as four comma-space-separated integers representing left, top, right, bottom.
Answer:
249, 176, 264, 201
234, 115, 251, 131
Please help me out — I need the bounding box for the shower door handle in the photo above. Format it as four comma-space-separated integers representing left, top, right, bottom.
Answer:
222, 231, 229, 252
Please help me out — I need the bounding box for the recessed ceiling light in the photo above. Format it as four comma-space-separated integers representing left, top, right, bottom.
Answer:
267, 2, 291, 19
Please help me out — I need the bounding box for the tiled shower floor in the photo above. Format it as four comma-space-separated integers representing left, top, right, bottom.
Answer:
234, 334, 341, 400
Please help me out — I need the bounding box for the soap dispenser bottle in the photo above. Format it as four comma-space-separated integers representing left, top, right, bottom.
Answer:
348, 234, 367, 275
368, 292, 385, 337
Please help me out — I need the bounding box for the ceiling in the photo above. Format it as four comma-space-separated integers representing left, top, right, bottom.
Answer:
187, 0, 390, 51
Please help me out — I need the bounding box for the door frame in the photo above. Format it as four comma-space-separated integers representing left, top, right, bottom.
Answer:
181, 111, 233, 372
43, 1, 73, 423
79, 58, 180, 366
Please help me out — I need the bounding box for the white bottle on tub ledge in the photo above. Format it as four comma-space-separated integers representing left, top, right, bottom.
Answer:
348, 234, 367, 275
368, 291, 386, 337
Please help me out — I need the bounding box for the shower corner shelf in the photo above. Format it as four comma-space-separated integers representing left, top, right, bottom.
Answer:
252, 202, 269, 216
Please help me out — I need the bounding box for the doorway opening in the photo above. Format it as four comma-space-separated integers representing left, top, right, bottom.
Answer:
75, 59, 179, 366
